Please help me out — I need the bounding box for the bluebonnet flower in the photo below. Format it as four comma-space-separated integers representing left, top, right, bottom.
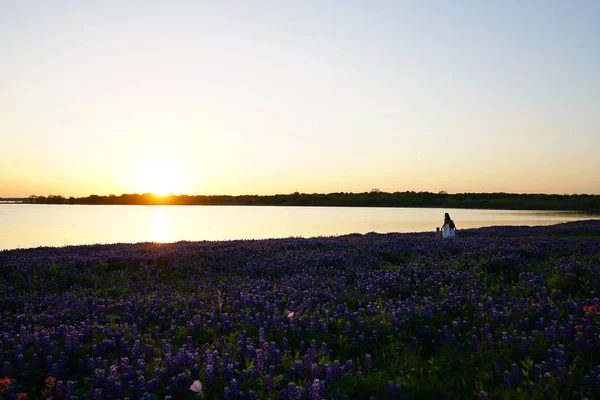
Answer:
386, 381, 403, 398
363, 354, 372, 370
503, 371, 512, 388
478, 391, 490, 400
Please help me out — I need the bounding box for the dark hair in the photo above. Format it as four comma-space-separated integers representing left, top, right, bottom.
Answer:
449, 220, 455, 229
444, 213, 451, 224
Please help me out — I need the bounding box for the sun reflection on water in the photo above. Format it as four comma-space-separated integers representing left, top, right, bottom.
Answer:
152, 209, 168, 242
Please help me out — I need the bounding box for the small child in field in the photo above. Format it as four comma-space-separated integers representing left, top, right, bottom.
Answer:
436, 227, 442, 238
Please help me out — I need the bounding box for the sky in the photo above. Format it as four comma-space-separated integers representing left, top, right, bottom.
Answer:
1, 0, 599, 197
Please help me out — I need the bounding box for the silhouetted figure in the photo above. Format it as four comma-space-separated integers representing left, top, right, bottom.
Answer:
435, 227, 442, 238
442, 212, 456, 238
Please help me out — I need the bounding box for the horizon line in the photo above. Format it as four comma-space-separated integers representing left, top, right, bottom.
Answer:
5, 190, 600, 199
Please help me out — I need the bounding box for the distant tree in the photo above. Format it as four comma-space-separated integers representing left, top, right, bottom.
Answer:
20, 190, 600, 212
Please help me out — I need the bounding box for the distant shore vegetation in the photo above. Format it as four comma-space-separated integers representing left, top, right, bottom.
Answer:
15, 191, 600, 212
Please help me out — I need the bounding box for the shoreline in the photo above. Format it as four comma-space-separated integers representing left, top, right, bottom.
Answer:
13, 191, 600, 213
2, 219, 599, 253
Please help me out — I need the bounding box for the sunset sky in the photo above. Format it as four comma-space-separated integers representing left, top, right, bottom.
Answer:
1, 1, 599, 197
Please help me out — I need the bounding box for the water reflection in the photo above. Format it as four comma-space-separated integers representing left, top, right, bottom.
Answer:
481, 210, 590, 216
152, 209, 168, 242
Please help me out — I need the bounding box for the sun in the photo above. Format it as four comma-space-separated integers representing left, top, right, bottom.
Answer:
138, 163, 182, 195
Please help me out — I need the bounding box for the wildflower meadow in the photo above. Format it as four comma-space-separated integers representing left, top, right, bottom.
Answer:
1, 220, 599, 399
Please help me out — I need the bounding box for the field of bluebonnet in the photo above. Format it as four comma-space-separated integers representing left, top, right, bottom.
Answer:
1, 220, 600, 400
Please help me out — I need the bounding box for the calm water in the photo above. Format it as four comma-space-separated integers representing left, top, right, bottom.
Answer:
0, 204, 597, 250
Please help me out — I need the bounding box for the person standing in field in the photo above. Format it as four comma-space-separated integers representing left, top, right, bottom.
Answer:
442, 212, 457, 238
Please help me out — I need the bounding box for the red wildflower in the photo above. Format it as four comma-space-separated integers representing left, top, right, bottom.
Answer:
18, 393, 28, 400
575, 324, 583, 330
45, 376, 56, 387
583, 305, 597, 314
0, 376, 11, 387
41, 389, 51, 399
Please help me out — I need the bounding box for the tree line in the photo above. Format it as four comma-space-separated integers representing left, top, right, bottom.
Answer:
21, 191, 600, 212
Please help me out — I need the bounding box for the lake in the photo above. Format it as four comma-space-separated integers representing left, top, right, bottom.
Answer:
0, 204, 597, 250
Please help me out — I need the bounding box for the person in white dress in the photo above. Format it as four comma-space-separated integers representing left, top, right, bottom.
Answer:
441, 213, 457, 238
